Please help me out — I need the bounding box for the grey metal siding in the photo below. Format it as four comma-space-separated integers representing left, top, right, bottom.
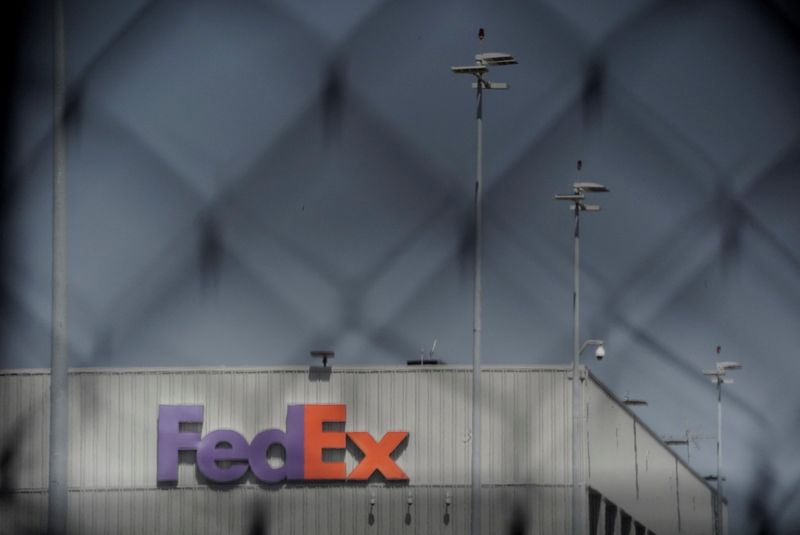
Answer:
0, 366, 712, 534
59, 367, 571, 491
586, 378, 719, 534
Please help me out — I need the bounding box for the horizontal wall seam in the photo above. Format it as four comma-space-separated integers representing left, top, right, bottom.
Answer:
2, 482, 575, 493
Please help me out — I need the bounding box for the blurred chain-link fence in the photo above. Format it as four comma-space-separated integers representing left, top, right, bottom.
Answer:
1, 0, 799, 533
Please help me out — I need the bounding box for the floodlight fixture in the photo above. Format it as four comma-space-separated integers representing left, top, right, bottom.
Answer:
574, 182, 609, 193
556, 177, 609, 213
717, 361, 742, 371
623, 396, 648, 406
451, 65, 489, 75
554, 194, 585, 201
451, 51, 517, 91
475, 52, 517, 66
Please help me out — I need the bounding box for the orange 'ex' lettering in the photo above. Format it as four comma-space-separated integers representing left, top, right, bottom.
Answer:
347, 431, 409, 480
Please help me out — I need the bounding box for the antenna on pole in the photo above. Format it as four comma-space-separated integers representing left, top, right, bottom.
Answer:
407, 339, 442, 366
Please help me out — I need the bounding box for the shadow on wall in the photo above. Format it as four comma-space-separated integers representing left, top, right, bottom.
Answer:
507, 502, 528, 535
248, 509, 269, 535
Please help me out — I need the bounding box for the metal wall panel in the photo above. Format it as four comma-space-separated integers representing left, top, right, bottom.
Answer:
675, 459, 717, 535
59, 366, 572, 491
586, 378, 720, 534
0, 491, 47, 534
0, 366, 714, 534
481, 369, 572, 487
0, 372, 49, 490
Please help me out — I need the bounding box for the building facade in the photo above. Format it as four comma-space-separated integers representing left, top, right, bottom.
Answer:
0, 365, 721, 534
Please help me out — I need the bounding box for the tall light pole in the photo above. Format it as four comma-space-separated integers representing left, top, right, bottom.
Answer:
555, 167, 608, 535
451, 39, 516, 535
703, 355, 742, 535
49, 0, 69, 533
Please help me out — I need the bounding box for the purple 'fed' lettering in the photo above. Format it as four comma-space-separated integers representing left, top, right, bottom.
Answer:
157, 405, 203, 482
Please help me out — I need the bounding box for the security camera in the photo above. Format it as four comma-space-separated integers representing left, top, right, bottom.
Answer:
595, 345, 605, 360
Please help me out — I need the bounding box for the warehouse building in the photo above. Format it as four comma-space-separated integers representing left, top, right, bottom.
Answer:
0, 365, 722, 534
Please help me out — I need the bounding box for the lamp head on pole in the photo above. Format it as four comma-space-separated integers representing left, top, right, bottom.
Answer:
555, 163, 609, 211
451, 42, 516, 90
573, 182, 610, 193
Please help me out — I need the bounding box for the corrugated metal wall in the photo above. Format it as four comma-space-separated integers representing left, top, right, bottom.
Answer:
586, 378, 718, 534
1, 366, 576, 534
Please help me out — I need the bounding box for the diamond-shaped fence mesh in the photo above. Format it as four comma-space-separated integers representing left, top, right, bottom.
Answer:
1, 0, 799, 533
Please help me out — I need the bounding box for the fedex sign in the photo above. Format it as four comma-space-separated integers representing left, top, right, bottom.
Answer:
157, 404, 409, 483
